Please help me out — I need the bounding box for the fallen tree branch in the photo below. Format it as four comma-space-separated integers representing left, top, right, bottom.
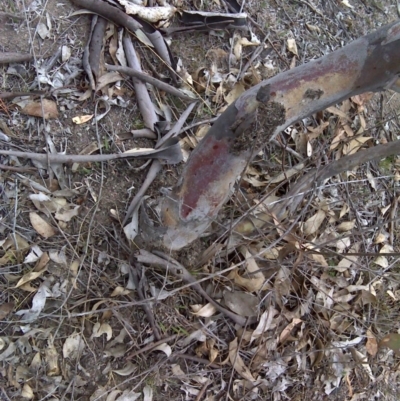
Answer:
0, 52, 33, 64
70, 0, 141, 31
123, 35, 158, 129
106, 64, 195, 101
0, 139, 182, 165
146, 19, 400, 250
277, 138, 400, 218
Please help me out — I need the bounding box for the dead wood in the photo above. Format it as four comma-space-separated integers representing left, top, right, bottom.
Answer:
145, 20, 400, 250
0, 52, 33, 64
70, 0, 142, 31
106, 64, 195, 101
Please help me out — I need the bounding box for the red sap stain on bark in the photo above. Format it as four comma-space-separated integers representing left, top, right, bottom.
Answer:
179, 135, 233, 219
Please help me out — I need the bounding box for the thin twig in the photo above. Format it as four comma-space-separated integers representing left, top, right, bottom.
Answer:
0, 144, 181, 164
126, 334, 178, 360
106, 64, 196, 102
123, 160, 162, 225
195, 379, 212, 401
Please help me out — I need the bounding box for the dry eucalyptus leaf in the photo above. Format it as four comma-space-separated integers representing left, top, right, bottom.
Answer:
55, 205, 80, 222
223, 291, 258, 317
113, 361, 137, 376
229, 338, 255, 382
91, 322, 113, 341
279, 318, 302, 343
143, 385, 153, 401
287, 38, 298, 56
366, 328, 378, 356
224, 82, 245, 105
21, 383, 34, 399
29, 212, 57, 238
63, 333, 85, 359
251, 306, 278, 343
37, 22, 50, 39
303, 209, 326, 235
72, 115, 94, 124
191, 303, 217, 317
337, 220, 356, 232
21, 99, 59, 119
153, 343, 172, 357
45, 344, 60, 376
15, 268, 47, 289
111, 286, 131, 296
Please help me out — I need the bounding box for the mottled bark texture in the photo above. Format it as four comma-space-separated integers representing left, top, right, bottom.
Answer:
143, 20, 400, 250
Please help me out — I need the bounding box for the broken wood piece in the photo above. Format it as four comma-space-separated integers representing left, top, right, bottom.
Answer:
123, 160, 162, 225
123, 34, 158, 130
70, 0, 142, 31
0, 52, 33, 64
89, 16, 107, 80
105, 64, 196, 101
151, 19, 400, 250
0, 139, 183, 165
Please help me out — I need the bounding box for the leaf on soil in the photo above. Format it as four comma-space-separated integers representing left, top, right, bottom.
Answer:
152, 343, 172, 357
96, 72, 123, 92
72, 114, 94, 124
251, 306, 278, 343
224, 82, 245, 105
62, 45, 71, 62
20, 99, 59, 119
45, 344, 60, 376
29, 212, 57, 238
0, 341, 16, 361
341, 0, 354, 8
63, 333, 85, 359
279, 318, 302, 344
113, 361, 137, 376
55, 205, 80, 222
191, 303, 217, 317
15, 281, 52, 322
303, 209, 326, 235
366, 328, 378, 356
143, 385, 153, 401
15, 265, 47, 288
21, 383, 34, 399
91, 322, 113, 341
229, 338, 255, 382
223, 291, 258, 317
23, 245, 43, 264
287, 38, 298, 56
343, 136, 372, 155
37, 22, 50, 39
110, 286, 131, 296
337, 220, 356, 232
196, 339, 218, 363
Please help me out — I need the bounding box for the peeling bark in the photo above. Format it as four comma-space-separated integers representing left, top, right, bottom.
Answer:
144, 20, 400, 250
